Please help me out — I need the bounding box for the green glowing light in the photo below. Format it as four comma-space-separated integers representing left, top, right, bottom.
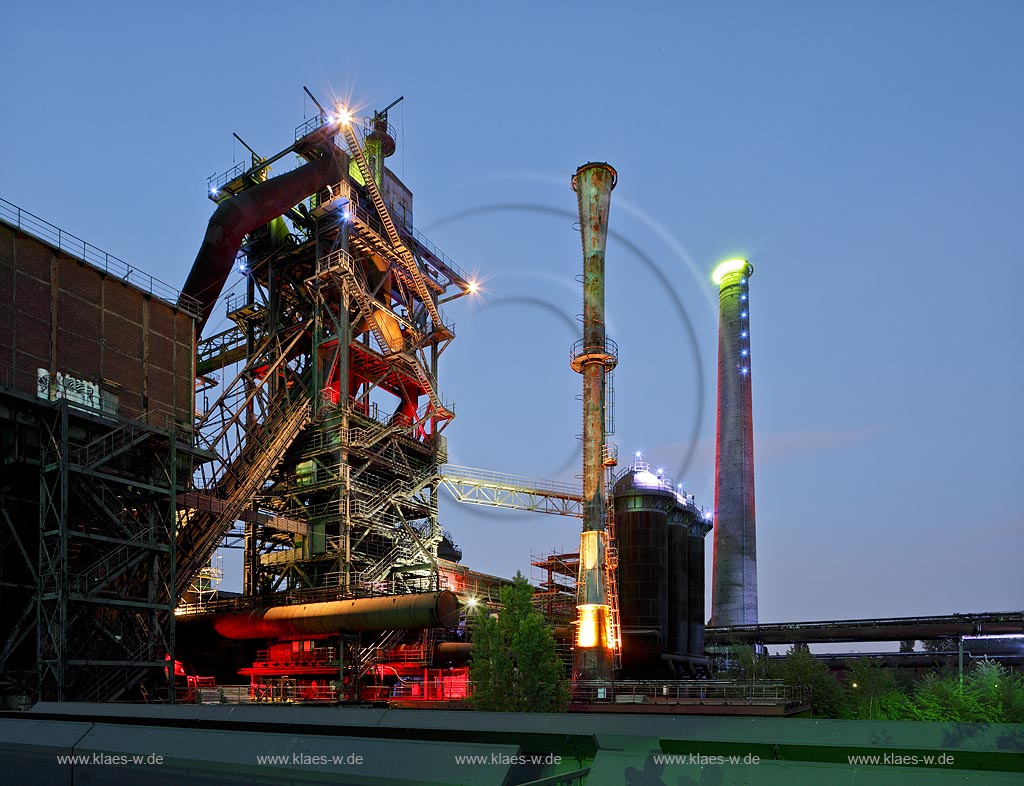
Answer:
711, 258, 751, 286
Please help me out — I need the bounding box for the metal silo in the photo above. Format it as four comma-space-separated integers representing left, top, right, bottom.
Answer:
688, 512, 713, 657
612, 459, 675, 677
665, 501, 692, 657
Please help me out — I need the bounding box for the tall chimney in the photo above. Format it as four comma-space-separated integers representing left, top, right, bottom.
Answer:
710, 258, 758, 626
570, 162, 618, 683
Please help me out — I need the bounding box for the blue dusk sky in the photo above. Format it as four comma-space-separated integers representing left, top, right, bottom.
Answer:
1, 1, 1020, 624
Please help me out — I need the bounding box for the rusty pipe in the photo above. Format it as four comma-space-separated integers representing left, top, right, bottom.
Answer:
211, 591, 459, 639
181, 148, 348, 334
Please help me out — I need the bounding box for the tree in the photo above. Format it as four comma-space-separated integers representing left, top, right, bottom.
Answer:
777, 644, 847, 718
846, 658, 906, 720
922, 636, 959, 653
468, 572, 569, 712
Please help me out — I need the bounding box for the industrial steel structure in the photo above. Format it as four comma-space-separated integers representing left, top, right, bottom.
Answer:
0, 200, 199, 704
569, 163, 620, 684
6, 91, 1013, 717
169, 96, 485, 700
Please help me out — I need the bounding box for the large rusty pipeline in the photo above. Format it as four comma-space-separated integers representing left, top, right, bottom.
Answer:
181, 147, 347, 334
570, 162, 617, 683
212, 591, 459, 639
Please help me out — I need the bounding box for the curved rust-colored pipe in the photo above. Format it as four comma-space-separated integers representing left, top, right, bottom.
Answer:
212, 591, 459, 639
181, 149, 347, 334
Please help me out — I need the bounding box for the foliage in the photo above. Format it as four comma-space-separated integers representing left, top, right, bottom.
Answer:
468, 572, 569, 712
778, 655, 1024, 722
731, 643, 774, 682
777, 644, 848, 718
911, 661, 1024, 723
845, 657, 902, 719
922, 637, 959, 653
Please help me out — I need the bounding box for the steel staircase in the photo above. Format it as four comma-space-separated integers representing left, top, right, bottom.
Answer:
79, 639, 154, 703
338, 122, 452, 342
358, 540, 416, 586
72, 423, 152, 469
357, 628, 406, 681
402, 352, 453, 421
176, 398, 311, 597
347, 417, 409, 450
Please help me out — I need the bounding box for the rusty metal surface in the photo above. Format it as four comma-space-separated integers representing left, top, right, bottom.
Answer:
570, 163, 618, 684
211, 591, 459, 639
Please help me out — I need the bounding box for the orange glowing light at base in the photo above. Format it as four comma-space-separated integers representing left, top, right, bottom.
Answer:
576, 603, 614, 649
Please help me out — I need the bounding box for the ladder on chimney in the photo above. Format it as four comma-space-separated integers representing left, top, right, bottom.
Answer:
604, 484, 622, 670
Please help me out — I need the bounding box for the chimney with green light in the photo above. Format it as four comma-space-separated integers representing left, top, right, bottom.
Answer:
710, 258, 758, 626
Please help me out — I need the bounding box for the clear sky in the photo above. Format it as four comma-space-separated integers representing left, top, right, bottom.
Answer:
2, 1, 1020, 624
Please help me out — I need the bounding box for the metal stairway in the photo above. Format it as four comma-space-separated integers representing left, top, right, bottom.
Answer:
176, 398, 311, 597
347, 417, 410, 450
402, 352, 453, 422
318, 247, 399, 354
356, 628, 406, 682
72, 422, 153, 469
338, 121, 451, 342
350, 463, 437, 525
358, 540, 416, 586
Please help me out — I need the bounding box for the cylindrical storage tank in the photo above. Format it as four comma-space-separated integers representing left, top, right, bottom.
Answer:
612, 466, 675, 676
666, 503, 690, 656
687, 518, 712, 656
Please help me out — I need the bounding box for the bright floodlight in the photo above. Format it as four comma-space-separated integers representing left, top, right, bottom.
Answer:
467, 279, 479, 294
711, 258, 750, 286
335, 107, 352, 125
465, 597, 478, 608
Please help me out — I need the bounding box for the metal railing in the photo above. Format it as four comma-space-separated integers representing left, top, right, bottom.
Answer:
402, 223, 471, 286
0, 361, 193, 441
0, 197, 200, 317
440, 464, 583, 500
206, 161, 248, 193
572, 680, 811, 704
295, 114, 328, 141
569, 336, 619, 369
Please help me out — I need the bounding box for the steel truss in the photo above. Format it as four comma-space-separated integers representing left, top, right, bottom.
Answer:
1, 390, 191, 703
179, 114, 471, 615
